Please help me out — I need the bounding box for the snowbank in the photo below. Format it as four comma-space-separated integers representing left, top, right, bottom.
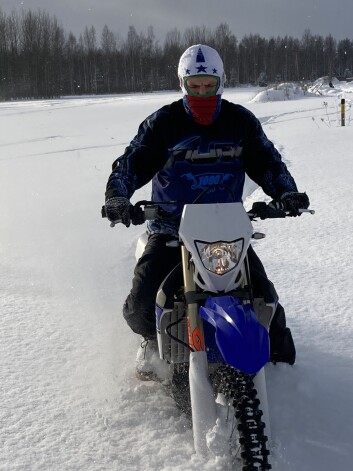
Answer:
251, 78, 353, 104
251, 83, 312, 103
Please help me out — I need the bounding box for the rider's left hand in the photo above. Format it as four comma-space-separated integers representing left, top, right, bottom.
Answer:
270, 192, 310, 217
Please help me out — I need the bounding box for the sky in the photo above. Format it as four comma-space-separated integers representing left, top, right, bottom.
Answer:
1, 81, 353, 470
1, 0, 353, 42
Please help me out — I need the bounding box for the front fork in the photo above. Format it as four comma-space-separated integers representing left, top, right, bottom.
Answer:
181, 246, 217, 455
182, 248, 272, 452
181, 246, 205, 351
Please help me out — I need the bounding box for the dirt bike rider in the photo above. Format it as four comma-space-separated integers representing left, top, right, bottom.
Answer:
104, 44, 310, 380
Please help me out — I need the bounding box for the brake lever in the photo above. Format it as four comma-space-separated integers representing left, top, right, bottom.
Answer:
299, 208, 315, 215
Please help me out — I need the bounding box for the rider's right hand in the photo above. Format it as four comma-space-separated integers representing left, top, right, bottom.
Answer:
278, 192, 310, 216
105, 196, 132, 227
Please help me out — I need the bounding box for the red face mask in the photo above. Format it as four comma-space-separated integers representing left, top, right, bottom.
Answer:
184, 95, 221, 126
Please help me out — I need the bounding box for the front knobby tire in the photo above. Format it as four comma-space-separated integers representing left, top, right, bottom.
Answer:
212, 366, 272, 471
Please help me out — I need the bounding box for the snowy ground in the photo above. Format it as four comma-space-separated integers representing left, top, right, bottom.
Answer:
1, 79, 353, 470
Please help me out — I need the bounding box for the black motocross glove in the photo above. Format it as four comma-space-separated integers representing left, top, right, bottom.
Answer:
250, 201, 286, 219
270, 192, 310, 217
105, 196, 132, 226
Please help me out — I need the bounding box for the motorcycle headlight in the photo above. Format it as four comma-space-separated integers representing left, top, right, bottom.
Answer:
195, 239, 244, 275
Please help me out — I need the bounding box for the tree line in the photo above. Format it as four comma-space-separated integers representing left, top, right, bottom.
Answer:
1, 8, 353, 100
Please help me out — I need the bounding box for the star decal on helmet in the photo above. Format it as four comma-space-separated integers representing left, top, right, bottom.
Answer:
185, 69, 191, 75
196, 65, 207, 73
212, 68, 218, 73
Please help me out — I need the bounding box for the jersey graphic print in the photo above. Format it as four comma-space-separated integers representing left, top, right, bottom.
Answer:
171, 136, 242, 162
170, 136, 242, 193
151, 135, 245, 216
182, 172, 233, 192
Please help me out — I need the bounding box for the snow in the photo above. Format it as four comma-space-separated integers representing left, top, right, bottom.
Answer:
1, 80, 353, 470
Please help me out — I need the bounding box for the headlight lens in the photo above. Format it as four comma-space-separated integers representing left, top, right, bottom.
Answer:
196, 240, 244, 275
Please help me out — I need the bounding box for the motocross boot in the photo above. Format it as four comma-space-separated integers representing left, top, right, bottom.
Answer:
269, 304, 296, 365
135, 337, 170, 381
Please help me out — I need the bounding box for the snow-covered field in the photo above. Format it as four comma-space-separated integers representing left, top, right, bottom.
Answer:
1, 79, 353, 470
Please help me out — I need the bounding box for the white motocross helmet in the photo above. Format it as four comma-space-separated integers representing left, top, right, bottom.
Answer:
178, 44, 226, 95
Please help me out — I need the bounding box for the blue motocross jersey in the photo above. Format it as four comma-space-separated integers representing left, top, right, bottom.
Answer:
106, 98, 298, 227
151, 135, 245, 217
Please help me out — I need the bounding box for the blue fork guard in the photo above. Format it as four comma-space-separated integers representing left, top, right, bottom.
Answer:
199, 295, 270, 374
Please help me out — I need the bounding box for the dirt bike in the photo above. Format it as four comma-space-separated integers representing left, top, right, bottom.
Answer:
102, 199, 314, 470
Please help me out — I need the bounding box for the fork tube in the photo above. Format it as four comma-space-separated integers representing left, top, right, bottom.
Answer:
182, 247, 216, 456
181, 246, 205, 351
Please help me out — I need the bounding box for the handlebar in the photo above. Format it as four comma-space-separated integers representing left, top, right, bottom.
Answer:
101, 200, 315, 226
101, 200, 167, 227
247, 201, 315, 220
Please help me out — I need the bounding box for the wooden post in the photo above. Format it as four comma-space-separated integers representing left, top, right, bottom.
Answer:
341, 98, 346, 126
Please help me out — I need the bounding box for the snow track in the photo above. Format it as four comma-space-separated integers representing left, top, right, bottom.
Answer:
1, 84, 353, 470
